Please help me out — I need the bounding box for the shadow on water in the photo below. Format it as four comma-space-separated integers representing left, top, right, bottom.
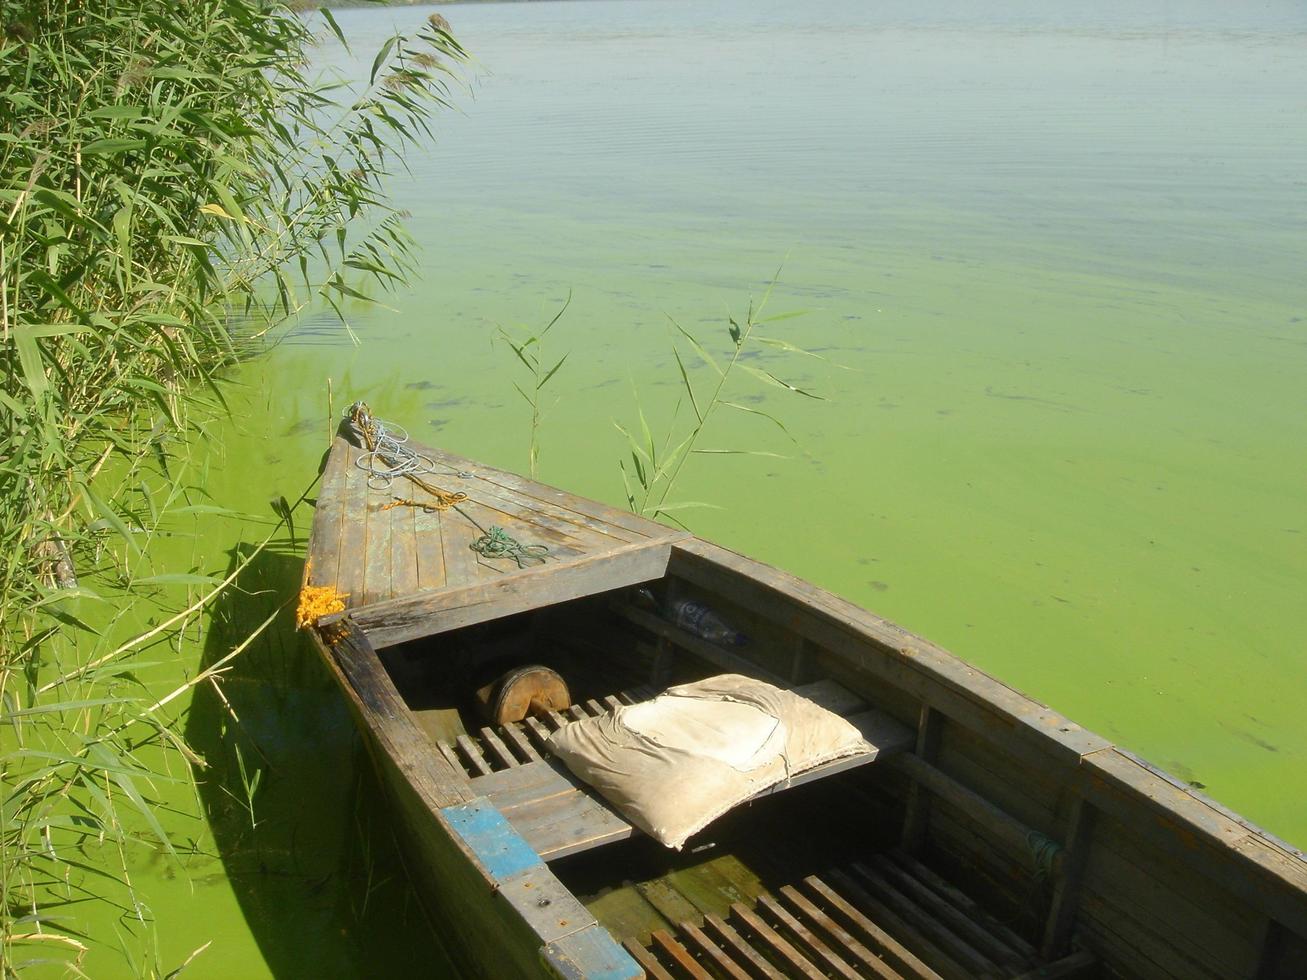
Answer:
185, 541, 460, 977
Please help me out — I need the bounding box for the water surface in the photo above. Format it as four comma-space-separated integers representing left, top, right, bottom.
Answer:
75, 1, 1307, 974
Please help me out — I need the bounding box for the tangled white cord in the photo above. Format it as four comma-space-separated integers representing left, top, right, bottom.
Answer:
347, 402, 437, 490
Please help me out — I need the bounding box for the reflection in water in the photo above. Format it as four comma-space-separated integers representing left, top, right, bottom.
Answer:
185, 542, 457, 977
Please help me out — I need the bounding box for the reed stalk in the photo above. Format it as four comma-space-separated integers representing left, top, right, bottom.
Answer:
0, 2, 465, 972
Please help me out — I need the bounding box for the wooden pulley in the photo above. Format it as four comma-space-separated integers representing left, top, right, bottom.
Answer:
475, 665, 571, 726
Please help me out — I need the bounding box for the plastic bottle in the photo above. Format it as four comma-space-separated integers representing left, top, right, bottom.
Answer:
665, 597, 749, 647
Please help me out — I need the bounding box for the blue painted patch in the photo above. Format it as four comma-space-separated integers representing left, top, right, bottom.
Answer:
441, 798, 544, 881
542, 925, 642, 980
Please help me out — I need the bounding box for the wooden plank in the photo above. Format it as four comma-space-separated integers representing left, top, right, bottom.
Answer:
362, 494, 396, 606
435, 740, 466, 776
850, 862, 1000, 978
440, 506, 488, 591
470, 758, 575, 811
868, 855, 1027, 971
638, 881, 703, 929
334, 443, 371, 602
425, 442, 671, 539
623, 939, 676, 980
307, 438, 350, 588
524, 715, 554, 751
413, 503, 446, 592
756, 894, 862, 980
730, 902, 825, 980
340, 539, 676, 648
901, 704, 943, 854
703, 914, 786, 980
389, 499, 418, 602
452, 494, 592, 565
679, 920, 753, 980
1013, 949, 1097, 980
588, 884, 674, 945
667, 539, 1111, 768
890, 754, 1063, 880
602, 695, 625, 713
500, 721, 543, 763
801, 875, 942, 980
478, 726, 519, 770
791, 678, 867, 716
314, 624, 473, 811
887, 851, 1037, 963
1074, 814, 1260, 978
411, 706, 466, 745
454, 734, 493, 777
776, 886, 902, 980
543, 925, 642, 980
1042, 796, 1095, 959
584, 698, 606, 717
825, 869, 970, 980
434, 468, 636, 550
610, 601, 786, 686
1082, 747, 1307, 940
507, 786, 635, 860
651, 929, 714, 980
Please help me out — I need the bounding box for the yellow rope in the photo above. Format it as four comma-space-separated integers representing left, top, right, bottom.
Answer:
296, 582, 348, 631
380, 490, 466, 512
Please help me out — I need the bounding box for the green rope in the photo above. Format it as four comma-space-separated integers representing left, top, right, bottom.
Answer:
1026, 830, 1062, 881
469, 525, 549, 568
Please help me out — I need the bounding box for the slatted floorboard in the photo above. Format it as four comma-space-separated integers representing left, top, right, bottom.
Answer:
434, 686, 656, 778
620, 855, 1096, 980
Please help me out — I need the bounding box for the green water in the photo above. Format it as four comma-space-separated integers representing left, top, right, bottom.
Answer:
47, 1, 1307, 975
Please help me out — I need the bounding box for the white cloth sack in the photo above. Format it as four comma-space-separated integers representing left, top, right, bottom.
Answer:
547, 674, 870, 849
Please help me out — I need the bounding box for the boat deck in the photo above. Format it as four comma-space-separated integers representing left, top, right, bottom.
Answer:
308, 428, 686, 647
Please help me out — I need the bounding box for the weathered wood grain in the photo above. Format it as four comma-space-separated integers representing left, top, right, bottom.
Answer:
801, 875, 942, 980
341, 540, 678, 648
307, 437, 349, 588
668, 539, 1111, 768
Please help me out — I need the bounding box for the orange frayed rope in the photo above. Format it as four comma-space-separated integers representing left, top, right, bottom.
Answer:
296, 565, 348, 633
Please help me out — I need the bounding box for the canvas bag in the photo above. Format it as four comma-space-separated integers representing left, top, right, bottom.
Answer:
547, 674, 870, 849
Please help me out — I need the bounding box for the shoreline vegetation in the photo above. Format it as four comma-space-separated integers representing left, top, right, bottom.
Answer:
0, 2, 464, 974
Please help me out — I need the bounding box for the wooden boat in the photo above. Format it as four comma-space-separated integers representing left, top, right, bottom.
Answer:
303, 408, 1307, 979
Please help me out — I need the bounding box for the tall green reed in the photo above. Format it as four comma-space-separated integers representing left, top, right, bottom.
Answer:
617, 271, 834, 527
1, 2, 465, 972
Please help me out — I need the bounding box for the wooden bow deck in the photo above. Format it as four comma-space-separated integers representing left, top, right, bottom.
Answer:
307, 428, 687, 647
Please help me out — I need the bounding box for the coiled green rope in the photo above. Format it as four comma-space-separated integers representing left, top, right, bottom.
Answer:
470, 526, 549, 568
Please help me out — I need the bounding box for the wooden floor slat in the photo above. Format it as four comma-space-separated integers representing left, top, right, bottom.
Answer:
703, 914, 786, 980
850, 862, 1000, 978
623, 938, 676, 980
801, 875, 940, 980
777, 885, 903, 980
825, 869, 967, 980
870, 853, 1028, 971
887, 850, 1038, 964
651, 929, 714, 980
757, 894, 862, 980
679, 920, 753, 980
454, 734, 492, 777
478, 726, 519, 770
500, 722, 542, 763
730, 903, 825, 980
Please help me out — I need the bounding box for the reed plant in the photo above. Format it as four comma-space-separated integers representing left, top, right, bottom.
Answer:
0, 2, 464, 972
616, 272, 832, 526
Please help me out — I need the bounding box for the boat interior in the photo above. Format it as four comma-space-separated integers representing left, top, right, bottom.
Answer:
374, 575, 1097, 980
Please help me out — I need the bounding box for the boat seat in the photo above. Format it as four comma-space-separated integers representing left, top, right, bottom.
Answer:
453, 680, 914, 861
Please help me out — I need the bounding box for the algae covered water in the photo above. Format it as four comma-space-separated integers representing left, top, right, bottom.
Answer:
59, 1, 1307, 975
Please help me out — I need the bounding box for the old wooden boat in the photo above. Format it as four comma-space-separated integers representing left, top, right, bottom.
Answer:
302, 406, 1307, 979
